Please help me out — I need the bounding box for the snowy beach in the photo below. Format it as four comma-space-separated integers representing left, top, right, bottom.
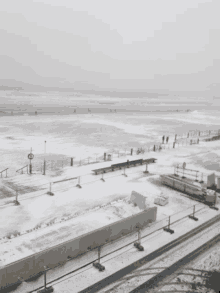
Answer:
0, 94, 220, 267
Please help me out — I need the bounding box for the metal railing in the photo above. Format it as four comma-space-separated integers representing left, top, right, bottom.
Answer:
16, 165, 28, 175
0, 168, 8, 178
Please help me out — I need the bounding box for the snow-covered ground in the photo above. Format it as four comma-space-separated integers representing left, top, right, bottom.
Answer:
1, 109, 220, 269
0, 108, 220, 177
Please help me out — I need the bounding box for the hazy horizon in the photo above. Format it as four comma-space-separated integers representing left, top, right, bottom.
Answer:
0, 90, 219, 115
0, 0, 220, 95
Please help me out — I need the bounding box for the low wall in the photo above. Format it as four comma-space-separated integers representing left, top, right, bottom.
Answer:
0, 207, 157, 290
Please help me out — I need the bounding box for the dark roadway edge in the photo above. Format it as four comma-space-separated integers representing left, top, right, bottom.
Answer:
130, 233, 220, 292
79, 213, 220, 293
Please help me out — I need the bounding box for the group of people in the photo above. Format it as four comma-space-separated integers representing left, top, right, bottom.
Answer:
162, 135, 169, 144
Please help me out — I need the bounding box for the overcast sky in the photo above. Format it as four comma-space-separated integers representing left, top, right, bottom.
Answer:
0, 0, 220, 92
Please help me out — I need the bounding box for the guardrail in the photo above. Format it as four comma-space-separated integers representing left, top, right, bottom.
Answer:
15, 165, 28, 175
0, 168, 8, 178
53, 177, 78, 184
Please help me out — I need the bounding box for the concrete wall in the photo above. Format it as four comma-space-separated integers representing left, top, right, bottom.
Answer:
130, 191, 147, 209
0, 207, 157, 290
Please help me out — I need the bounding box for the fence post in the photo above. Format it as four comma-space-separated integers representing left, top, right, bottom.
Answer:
43, 160, 46, 175
131, 148, 133, 156
195, 172, 198, 182
173, 142, 175, 148
134, 226, 144, 251
37, 266, 53, 293
143, 163, 149, 174
163, 216, 174, 234
15, 190, 20, 205
104, 153, 106, 161
71, 158, 73, 166
138, 228, 141, 244
189, 205, 198, 221
92, 246, 105, 271
101, 172, 105, 182
200, 173, 204, 183
98, 246, 101, 263
182, 167, 185, 178
76, 176, 82, 188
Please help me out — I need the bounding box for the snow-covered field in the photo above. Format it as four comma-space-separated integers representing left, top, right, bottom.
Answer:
1, 98, 220, 268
